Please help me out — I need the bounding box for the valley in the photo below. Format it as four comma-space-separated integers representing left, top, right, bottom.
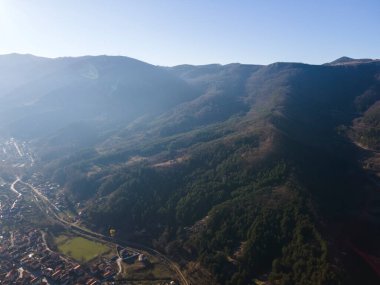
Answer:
0, 137, 186, 284
0, 54, 379, 284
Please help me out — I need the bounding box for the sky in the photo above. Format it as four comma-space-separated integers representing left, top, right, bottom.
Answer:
0, 0, 379, 66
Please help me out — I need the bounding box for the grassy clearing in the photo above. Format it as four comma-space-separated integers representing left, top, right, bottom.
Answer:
55, 235, 110, 262
121, 255, 174, 280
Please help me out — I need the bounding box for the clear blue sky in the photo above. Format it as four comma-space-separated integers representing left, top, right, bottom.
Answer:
0, 0, 379, 65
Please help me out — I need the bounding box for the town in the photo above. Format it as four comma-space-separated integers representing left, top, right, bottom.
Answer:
0, 227, 116, 284
0, 138, 182, 284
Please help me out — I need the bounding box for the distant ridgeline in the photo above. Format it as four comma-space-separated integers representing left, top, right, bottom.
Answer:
0, 54, 379, 284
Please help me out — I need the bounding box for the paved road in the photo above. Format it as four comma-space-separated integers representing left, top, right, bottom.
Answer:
18, 178, 190, 285
10, 177, 22, 198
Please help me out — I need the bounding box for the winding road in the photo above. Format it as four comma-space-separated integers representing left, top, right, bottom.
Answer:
10, 177, 22, 198
16, 177, 190, 285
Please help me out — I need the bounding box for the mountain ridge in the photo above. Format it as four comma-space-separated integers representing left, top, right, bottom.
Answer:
0, 54, 379, 284
326, 56, 379, 66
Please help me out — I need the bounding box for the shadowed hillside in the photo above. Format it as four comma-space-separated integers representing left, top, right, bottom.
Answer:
1, 55, 379, 284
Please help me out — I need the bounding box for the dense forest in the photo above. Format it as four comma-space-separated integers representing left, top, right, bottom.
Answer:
0, 54, 379, 284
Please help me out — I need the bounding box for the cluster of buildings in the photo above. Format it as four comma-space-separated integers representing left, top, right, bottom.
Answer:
28, 173, 60, 199
0, 139, 181, 284
89, 258, 117, 282
0, 228, 117, 284
0, 138, 34, 167
0, 186, 28, 222
27, 173, 72, 215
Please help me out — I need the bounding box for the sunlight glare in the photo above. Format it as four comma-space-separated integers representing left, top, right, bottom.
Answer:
0, 1, 9, 30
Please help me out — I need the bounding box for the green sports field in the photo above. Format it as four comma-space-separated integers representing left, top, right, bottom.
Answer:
55, 235, 110, 262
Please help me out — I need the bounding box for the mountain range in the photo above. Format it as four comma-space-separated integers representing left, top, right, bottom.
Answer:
0, 53, 379, 284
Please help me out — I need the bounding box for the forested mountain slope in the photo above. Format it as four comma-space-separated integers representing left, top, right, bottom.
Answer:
1, 54, 379, 284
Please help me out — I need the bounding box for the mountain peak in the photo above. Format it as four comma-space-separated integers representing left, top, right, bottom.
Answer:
326, 56, 377, 66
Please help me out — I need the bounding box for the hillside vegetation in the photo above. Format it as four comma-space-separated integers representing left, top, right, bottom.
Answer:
0, 54, 379, 284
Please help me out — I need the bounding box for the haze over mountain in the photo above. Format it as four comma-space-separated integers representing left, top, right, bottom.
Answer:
0, 53, 380, 284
